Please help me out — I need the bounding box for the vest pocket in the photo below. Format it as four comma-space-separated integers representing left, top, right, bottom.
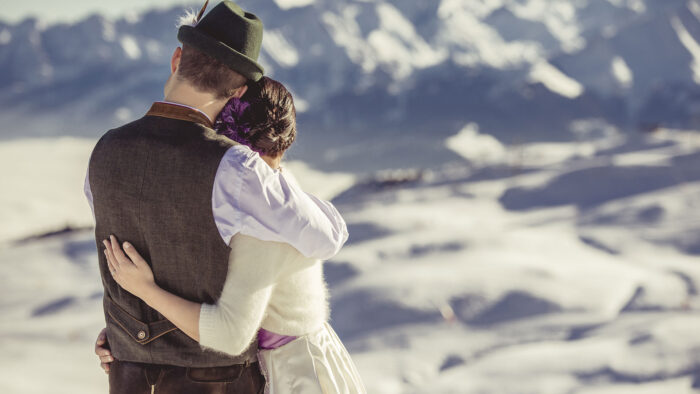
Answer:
105, 295, 178, 345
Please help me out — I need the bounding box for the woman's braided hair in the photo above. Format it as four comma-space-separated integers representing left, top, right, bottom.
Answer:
215, 77, 297, 157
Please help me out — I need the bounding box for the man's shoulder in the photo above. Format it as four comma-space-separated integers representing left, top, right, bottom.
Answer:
96, 116, 149, 143
98, 116, 234, 148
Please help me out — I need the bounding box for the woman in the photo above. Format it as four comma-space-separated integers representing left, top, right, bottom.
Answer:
95, 77, 366, 393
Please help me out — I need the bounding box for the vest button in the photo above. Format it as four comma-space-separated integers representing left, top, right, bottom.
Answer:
137, 330, 147, 340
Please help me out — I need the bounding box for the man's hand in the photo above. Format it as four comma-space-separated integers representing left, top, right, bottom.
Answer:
94, 327, 113, 374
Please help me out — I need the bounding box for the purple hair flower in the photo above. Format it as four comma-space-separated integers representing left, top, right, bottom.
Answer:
215, 97, 262, 153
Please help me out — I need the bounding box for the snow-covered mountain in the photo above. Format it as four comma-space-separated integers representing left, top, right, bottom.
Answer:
0, 0, 699, 171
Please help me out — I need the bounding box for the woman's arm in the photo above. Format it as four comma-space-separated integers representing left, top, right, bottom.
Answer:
197, 233, 304, 355
141, 284, 202, 340
103, 234, 303, 355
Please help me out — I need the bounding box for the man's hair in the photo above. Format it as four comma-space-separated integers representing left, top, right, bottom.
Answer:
177, 44, 247, 99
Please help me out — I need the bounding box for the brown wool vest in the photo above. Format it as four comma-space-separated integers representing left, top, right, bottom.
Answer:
88, 103, 257, 367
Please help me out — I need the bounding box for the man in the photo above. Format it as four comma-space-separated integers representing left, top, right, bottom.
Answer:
85, 2, 347, 393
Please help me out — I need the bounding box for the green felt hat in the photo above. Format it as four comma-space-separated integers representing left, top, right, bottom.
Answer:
178, 1, 264, 81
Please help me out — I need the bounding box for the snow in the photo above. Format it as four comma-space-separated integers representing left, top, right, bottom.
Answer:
262, 29, 300, 68
273, 0, 315, 11
529, 60, 585, 98
438, 1, 542, 68
0, 138, 95, 244
445, 122, 506, 165
322, 3, 447, 79
321, 8, 377, 73
690, 0, 700, 22
611, 56, 633, 88
605, 0, 647, 14
0, 231, 107, 394
507, 0, 585, 52
577, 377, 696, 394
671, 15, 700, 84
367, 30, 413, 79
438, 0, 504, 19
281, 161, 356, 201
372, 3, 447, 73
376, 3, 415, 41
120, 35, 141, 60
334, 128, 700, 392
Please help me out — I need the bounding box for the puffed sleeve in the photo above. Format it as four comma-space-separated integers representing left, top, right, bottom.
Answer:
198, 234, 310, 355
211, 145, 349, 260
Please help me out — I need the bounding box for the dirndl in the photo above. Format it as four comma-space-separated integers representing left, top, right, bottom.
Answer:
257, 322, 366, 394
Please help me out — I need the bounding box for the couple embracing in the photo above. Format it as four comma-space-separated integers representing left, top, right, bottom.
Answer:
85, 1, 365, 393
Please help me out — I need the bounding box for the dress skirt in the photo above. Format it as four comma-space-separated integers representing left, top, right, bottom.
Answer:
257, 322, 366, 394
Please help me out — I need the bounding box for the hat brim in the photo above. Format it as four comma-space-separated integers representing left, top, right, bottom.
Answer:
178, 25, 264, 82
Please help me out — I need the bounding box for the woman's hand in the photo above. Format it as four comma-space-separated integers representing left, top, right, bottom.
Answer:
103, 235, 156, 300
94, 327, 113, 374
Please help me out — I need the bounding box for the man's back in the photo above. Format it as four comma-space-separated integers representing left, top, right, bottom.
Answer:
89, 113, 257, 367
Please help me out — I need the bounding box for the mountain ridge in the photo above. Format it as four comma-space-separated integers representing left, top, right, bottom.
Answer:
0, 0, 697, 171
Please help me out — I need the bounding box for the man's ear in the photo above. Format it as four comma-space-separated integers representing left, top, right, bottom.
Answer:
231, 84, 248, 99
171, 47, 183, 74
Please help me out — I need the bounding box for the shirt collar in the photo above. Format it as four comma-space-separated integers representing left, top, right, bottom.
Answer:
158, 101, 214, 123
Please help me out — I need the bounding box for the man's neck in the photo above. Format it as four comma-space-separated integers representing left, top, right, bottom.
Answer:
163, 83, 226, 124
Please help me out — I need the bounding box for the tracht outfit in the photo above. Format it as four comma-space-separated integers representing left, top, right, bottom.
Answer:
87, 1, 365, 392
88, 103, 364, 392
87, 100, 347, 393
85, 2, 350, 393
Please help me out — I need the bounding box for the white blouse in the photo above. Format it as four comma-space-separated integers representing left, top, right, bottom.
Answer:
84, 143, 348, 261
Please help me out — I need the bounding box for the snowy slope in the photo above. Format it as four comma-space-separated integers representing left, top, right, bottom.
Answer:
313, 126, 700, 392
0, 138, 95, 243
1, 127, 699, 393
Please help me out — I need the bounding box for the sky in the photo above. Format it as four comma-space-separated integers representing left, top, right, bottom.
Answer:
0, 0, 198, 24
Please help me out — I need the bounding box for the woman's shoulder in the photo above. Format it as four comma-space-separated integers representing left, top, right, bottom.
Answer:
218, 144, 280, 176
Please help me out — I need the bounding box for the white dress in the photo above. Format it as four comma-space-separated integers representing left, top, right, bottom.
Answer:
258, 322, 366, 394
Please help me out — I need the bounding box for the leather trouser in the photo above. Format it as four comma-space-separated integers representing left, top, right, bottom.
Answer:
108, 359, 266, 394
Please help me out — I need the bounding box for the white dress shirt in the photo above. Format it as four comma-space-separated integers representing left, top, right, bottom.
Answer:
84, 143, 348, 260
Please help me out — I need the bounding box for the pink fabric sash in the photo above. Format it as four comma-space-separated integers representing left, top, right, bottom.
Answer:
258, 328, 297, 350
